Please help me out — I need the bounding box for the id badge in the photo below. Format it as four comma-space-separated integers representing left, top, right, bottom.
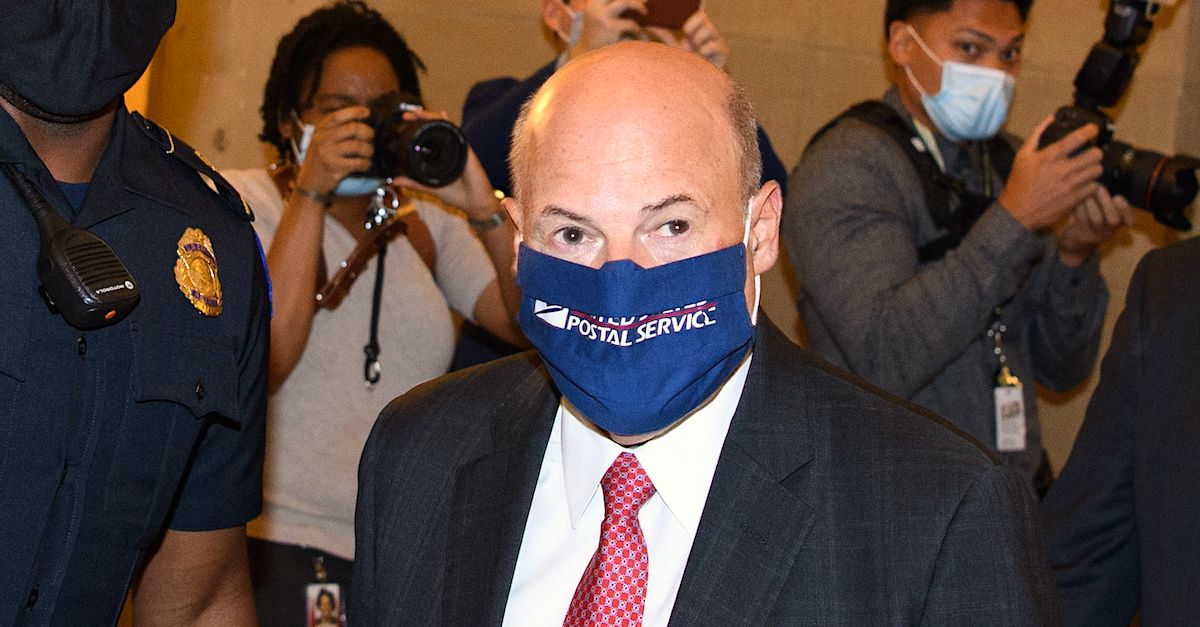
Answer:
306, 582, 343, 627
994, 385, 1026, 452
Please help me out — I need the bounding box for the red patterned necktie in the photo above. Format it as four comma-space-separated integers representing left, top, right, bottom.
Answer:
564, 452, 657, 626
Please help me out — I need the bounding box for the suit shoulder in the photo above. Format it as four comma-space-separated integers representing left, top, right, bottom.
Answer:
823, 355, 991, 453
759, 329, 1000, 483
1141, 236, 1200, 278
369, 351, 549, 458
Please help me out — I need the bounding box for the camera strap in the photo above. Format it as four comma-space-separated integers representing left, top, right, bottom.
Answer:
808, 101, 1014, 263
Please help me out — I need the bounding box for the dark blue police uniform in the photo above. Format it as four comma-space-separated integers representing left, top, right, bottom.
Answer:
0, 104, 270, 625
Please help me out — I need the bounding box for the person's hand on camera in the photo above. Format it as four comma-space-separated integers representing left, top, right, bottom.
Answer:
567, 0, 647, 61
646, 9, 730, 70
1056, 186, 1135, 267
293, 105, 373, 200
999, 116, 1105, 233
293, 106, 373, 197
389, 108, 502, 220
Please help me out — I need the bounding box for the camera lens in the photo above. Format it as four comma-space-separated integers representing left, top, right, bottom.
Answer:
371, 104, 469, 189
1103, 142, 1198, 231
397, 120, 468, 188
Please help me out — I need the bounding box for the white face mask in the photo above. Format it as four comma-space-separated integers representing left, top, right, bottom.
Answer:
290, 112, 386, 197
742, 198, 761, 326
903, 25, 1015, 142
551, 0, 585, 48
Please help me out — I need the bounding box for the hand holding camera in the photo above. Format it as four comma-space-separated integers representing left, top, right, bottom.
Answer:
386, 107, 502, 222
1057, 185, 1136, 267
293, 105, 374, 200
567, 0, 648, 61
1000, 116, 1106, 232
644, 8, 730, 70
1037, 0, 1198, 230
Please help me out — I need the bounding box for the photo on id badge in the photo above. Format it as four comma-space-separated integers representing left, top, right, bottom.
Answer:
306, 583, 343, 627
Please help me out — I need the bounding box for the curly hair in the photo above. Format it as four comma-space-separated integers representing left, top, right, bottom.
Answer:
259, 1, 426, 155
885, 0, 1034, 40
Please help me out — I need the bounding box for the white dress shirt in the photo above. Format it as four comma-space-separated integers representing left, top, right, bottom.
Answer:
502, 355, 753, 627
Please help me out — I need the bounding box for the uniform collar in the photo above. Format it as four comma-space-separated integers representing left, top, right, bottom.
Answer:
0, 104, 197, 228
559, 353, 753, 535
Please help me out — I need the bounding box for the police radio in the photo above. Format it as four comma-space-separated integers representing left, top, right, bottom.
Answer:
3, 163, 140, 329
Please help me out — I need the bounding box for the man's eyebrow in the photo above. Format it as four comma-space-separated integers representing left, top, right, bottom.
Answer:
541, 205, 599, 228
957, 28, 998, 45
640, 194, 703, 216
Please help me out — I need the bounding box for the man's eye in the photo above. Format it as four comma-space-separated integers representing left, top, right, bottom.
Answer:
956, 42, 981, 58
556, 226, 586, 245
658, 220, 690, 236
1001, 47, 1021, 63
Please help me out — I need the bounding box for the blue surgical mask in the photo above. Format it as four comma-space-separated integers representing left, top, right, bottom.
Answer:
290, 113, 387, 197
516, 204, 759, 437
904, 25, 1015, 142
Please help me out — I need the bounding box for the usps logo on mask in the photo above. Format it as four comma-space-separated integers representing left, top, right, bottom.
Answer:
534, 300, 571, 329
534, 299, 718, 347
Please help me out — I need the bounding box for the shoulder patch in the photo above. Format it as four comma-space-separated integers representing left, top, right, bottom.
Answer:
130, 111, 255, 223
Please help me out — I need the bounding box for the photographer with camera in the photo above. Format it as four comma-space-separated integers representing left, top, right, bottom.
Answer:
783, 0, 1136, 493
221, 2, 522, 624
461, 0, 789, 199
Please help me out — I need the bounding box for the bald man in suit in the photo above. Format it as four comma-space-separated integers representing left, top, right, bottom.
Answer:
353, 41, 1058, 626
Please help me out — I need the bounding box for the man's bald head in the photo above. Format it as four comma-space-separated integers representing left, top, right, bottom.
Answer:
509, 41, 761, 208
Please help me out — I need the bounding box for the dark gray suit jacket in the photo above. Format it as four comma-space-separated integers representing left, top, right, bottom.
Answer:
1043, 237, 1200, 626
353, 319, 1059, 625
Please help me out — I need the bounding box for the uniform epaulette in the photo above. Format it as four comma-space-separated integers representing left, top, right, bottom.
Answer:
130, 111, 255, 222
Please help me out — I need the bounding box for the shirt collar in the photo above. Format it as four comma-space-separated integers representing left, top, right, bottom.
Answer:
559, 352, 753, 535
882, 86, 971, 175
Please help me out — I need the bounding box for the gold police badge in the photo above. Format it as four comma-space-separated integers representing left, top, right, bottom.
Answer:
174, 227, 222, 316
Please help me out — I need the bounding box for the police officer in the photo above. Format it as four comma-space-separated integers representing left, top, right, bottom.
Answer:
0, 1, 269, 624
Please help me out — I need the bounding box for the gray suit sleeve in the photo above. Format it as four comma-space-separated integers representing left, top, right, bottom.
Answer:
783, 120, 1046, 397
1024, 252, 1108, 392
920, 464, 1062, 625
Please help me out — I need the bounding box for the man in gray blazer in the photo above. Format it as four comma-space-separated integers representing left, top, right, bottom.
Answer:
353, 41, 1058, 625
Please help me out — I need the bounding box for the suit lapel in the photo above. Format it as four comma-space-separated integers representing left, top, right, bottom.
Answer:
669, 320, 818, 626
441, 363, 559, 625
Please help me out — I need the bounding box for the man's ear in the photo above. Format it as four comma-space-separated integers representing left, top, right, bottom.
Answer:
502, 196, 524, 261
888, 20, 914, 67
542, 0, 569, 37
748, 181, 782, 277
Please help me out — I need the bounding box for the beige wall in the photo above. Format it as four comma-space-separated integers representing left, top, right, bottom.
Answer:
148, 0, 1199, 469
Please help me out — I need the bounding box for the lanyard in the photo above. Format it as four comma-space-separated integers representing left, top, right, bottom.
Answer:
987, 307, 1020, 386
913, 118, 997, 199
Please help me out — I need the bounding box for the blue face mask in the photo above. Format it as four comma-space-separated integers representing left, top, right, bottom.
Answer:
904, 25, 1015, 142
291, 113, 387, 197
516, 214, 758, 437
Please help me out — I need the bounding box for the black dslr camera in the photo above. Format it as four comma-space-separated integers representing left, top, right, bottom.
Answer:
367, 93, 469, 188
1039, 0, 1198, 230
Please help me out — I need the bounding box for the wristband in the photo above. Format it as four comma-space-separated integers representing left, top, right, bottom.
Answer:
294, 186, 332, 206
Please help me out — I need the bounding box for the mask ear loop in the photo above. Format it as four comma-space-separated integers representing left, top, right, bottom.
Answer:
553, 1, 584, 47
289, 110, 314, 164
902, 25, 943, 98
743, 199, 761, 325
